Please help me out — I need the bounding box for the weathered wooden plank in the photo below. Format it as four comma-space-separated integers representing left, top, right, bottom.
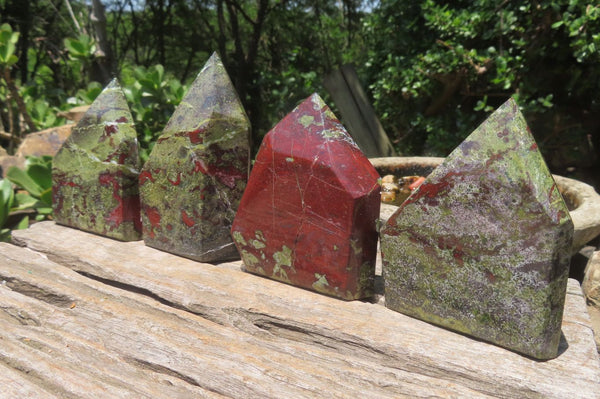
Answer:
1, 240, 486, 398
2, 221, 599, 398
323, 64, 396, 158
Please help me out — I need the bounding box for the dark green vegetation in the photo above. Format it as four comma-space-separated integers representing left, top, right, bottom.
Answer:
1, 1, 599, 169
0, 155, 52, 240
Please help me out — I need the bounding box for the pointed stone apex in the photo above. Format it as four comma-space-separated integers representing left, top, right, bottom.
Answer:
139, 54, 251, 262
52, 80, 142, 241
381, 99, 573, 359
105, 77, 120, 89
231, 94, 380, 300
204, 51, 222, 69
163, 52, 248, 137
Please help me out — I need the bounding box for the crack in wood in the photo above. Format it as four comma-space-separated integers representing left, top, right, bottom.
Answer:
121, 356, 232, 397
0, 353, 80, 399
248, 313, 540, 398
0, 275, 74, 308
0, 306, 41, 326
75, 270, 228, 327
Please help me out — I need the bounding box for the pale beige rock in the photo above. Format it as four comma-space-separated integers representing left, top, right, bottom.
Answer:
1, 221, 599, 398
555, 175, 600, 254
15, 124, 73, 158
584, 251, 600, 307
57, 105, 90, 123
0, 154, 25, 178
583, 251, 600, 351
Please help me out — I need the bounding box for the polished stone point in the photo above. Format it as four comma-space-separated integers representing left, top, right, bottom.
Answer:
139, 52, 250, 262
381, 98, 573, 359
52, 79, 142, 241
231, 93, 381, 300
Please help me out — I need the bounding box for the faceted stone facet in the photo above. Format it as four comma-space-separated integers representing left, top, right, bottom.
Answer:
52, 79, 141, 241
381, 98, 573, 359
139, 52, 250, 262
231, 94, 381, 300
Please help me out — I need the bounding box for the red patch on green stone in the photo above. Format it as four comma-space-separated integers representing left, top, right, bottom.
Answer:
381, 98, 573, 360
145, 206, 161, 228
138, 52, 250, 262
98, 172, 141, 232
105, 124, 118, 136
139, 170, 155, 185
52, 79, 141, 241
168, 172, 182, 186
190, 146, 247, 188
181, 210, 195, 227
188, 128, 205, 144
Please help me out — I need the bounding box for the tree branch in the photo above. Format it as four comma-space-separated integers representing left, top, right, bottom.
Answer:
64, 0, 84, 35
225, 0, 257, 26
3, 68, 36, 133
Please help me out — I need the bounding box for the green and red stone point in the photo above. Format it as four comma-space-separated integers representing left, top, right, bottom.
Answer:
52, 79, 142, 241
139, 52, 251, 262
51, 66, 574, 359
381, 98, 573, 359
231, 93, 381, 300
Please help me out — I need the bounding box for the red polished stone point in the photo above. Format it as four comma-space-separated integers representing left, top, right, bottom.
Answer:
231, 93, 381, 300
52, 79, 142, 241
139, 52, 250, 262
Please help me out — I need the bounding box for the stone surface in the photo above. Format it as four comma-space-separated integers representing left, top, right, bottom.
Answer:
553, 174, 600, 254
52, 79, 142, 241
371, 156, 600, 254
583, 251, 600, 352
16, 124, 73, 158
0, 154, 25, 178
381, 98, 573, 360
139, 52, 250, 262
57, 105, 91, 123
231, 93, 381, 300
583, 251, 600, 307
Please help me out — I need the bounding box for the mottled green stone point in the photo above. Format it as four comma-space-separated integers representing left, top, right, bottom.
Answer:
139, 52, 250, 262
52, 79, 142, 241
381, 99, 573, 359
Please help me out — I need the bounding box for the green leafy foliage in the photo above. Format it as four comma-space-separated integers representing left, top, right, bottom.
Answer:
0, 179, 14, 228
0, 179, 16, 241
6, 156, 53, 218
0, 23, 19, 68
121, 64, 187, 160
360, 0, 600, 165
0, 167, 48, 242
64, 34, 96, 61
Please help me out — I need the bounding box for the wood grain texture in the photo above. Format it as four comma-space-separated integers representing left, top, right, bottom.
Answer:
1, 221, 598, 398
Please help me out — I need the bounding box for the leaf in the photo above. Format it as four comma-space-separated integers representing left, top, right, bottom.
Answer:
6, 166, 43, 198
15, 215, 29, 230
64, 34, 95, 60
12, 192, 37, 210
0, 228, 11, 242
0, 178, 13, 203
0, 23, 19, 66
0, 179, 14, 227
35, 207, 53, 216
39, 187, 53, 206
26, 164, 53, 191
